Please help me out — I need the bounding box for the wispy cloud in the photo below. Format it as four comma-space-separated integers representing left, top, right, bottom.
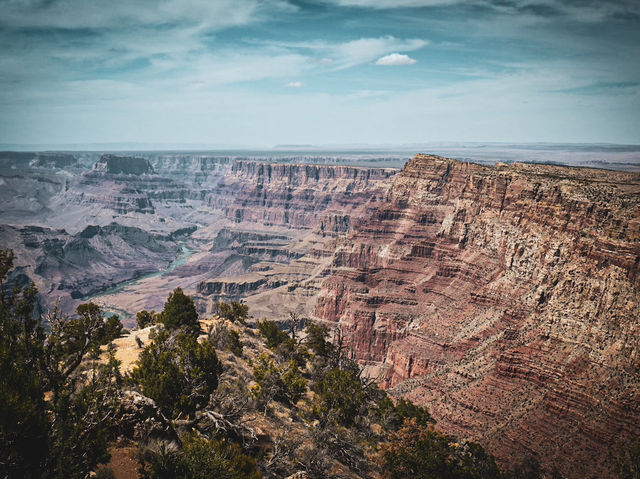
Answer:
0, 0, 638, 145
325, 0, 640, 23
0, 0, 296, 30
376, 53, 417, 66
327, 0, 459, 7
259, 36, 428, 70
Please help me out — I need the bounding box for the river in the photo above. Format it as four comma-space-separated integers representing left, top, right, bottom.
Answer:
82, 244, 194, 321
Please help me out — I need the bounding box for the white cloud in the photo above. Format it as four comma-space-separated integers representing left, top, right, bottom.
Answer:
375, 53, 417, 66
286, 81, 303, 88
262, 36, 427, 70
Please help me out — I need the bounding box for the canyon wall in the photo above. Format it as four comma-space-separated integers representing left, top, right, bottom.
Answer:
206, 160, 395, 228
315, 154, 640, 478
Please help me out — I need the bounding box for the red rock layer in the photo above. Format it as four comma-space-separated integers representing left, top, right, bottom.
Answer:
315, 154, 640, 478
205, 161, 395, 229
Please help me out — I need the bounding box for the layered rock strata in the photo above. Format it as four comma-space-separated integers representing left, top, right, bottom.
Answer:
0, 223, 185, 308
206, 161, 395, 228
315, 154, 640, 478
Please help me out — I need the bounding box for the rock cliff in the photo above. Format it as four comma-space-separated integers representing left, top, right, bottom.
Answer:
315, 154, 640, 478
0, 222, 185, 310
206, 161, 395, 228
94, 154, 154, 175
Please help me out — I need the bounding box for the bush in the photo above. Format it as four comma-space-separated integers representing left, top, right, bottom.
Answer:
305, 321, 332, 358
139, 432, 262, 479
209, 322, 243, 357
99, 315, 123, 343
379, 419, 503, 479
130, 331, 222, 418
158, 288, 200, 334
215, 301, 249, 324
378, 397, 435, 431
136, 310, 156, 329
312, 368, 366, 427
257, 319, 291, 350
251, 354, 307, 408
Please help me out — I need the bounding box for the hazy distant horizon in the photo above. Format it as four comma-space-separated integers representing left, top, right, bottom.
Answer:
3, 142, 639, 172
2, 141, 640, 153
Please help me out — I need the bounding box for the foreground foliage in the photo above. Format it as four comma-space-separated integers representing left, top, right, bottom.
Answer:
139, 432, 261, 479
0, 249, 122, 479
130, 330, 222, 418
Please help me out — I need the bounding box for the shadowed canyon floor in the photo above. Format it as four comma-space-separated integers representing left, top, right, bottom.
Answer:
0, 150, 638, 478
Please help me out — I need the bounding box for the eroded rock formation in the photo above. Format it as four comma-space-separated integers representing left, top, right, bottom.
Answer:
315, 154, 640, 478
94, 154, 154, 175
206, 161, 395, 228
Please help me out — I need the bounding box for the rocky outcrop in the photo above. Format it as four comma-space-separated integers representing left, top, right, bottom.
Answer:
315, 154, 640, 478
65, 155, 198, 214
197, 276, 268, 299
0, 222, 184, 305
150, 155, 234, 185
316, 214, 352, 236
31, 152, 78, 169
94, 154, 154, 175
205, 161, 395, 228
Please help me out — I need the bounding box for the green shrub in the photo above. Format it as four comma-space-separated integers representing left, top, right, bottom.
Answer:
139, 432, 261, 479
305, 321, 332, 358
312, 368, 366, 427
136, 310, 156, 329
99, 315, 123, 343
158, 288, 200, 334
379, 419, 503, 479
251, 354, 307, 407
130, 331, 222, 418
215, 301, 249, 324
256, 319, 291, 350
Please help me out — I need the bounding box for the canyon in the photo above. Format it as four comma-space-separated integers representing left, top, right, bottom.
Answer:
0, 149, 638, 477
316, 155, 640, 478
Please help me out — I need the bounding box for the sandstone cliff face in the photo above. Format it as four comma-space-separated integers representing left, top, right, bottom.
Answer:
315, 154, 640, 478
205, 161, 395, 229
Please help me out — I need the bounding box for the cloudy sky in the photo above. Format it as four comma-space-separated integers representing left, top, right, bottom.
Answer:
1, 0, 639, 147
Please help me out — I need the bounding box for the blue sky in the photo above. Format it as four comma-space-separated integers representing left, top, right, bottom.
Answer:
0, 0, 639, 146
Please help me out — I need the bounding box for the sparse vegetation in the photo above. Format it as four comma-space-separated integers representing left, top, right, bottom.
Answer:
136, 309, 156, 329
130, 330, 222, 418
158, 287, 200, 334
256, 318, 292, 349
2, 248, 572, 479
138, 432, 262, 479
214, 300, 249, 324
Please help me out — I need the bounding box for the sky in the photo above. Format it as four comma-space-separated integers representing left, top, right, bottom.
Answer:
0, 0, 639, 147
